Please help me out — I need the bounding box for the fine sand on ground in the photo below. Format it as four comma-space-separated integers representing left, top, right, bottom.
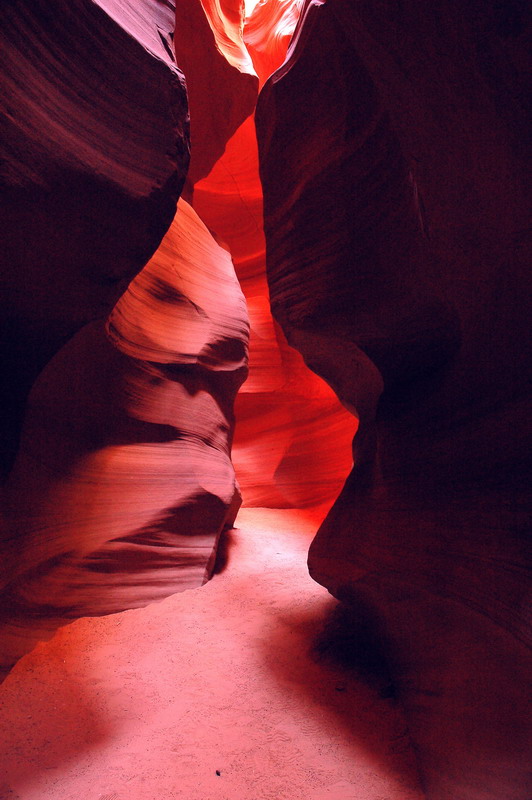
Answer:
0, 508, 423, 800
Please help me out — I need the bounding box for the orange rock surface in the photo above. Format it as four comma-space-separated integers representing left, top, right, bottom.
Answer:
194, 114, 357, 508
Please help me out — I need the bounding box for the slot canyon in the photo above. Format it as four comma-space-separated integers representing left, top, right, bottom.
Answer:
0, 1, 530, 798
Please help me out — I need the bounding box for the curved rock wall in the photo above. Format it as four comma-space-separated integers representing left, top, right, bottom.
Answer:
0, 197, 249, 672
256, 1, 531, 798
0, 0, 251, 674
193, 114, 358, 508
2, 1, 530, 795
0, 0, 190, 476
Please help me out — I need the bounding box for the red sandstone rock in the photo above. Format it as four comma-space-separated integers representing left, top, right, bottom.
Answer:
173, 0, 258, 186
0, 0, 190, 476
257, 1, 531, 797
194, 113, 357, 508
244, 0, 303, 86
1, 2, 530, 796
0, 0, 260, 678
0, 198, 248, 673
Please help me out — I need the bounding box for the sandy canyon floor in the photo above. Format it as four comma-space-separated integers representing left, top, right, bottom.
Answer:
0, 508, 423, 800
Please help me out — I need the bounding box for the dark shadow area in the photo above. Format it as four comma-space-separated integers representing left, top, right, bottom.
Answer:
312, 602, 397, 701
211, 526, 238, 575
254, 591, 422, 796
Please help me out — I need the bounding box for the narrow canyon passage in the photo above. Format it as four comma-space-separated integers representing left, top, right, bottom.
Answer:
1, 1, 530, 799
0, 2, 401, 797
0, 509, 424, 800
0, 0, 356, 672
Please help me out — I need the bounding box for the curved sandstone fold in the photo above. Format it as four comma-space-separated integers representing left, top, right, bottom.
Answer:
0, 0, 190, 476
244, 0, 304, 86
256, 0, 531, 798
0, 0, 260, 678
184, 0, 357, 508
0, 198, 249, 673
193, 113, 357, 508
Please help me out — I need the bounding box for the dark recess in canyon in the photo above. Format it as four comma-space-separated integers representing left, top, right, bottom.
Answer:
1, 1, 530, 798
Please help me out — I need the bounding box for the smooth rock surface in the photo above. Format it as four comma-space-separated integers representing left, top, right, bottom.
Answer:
0, 508, 423, 800
0, 0, 189, 475
257, 1, 531, 798
173, 0, 258, 186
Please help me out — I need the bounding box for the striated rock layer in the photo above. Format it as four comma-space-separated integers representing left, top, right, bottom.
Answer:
2, 3, 529, 795
194, 113, 357, 508
0, 199, 248, 672
0, 0, 254, 674
0, 0, 190, 476
257, 1, 531, 798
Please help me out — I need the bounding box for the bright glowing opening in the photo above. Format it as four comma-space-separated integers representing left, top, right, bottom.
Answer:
244, 0, 262, 18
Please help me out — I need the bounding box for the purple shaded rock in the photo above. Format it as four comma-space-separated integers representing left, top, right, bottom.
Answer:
0, 199, 248, 674
257, 1, 531, 797
0, 0, 190, 474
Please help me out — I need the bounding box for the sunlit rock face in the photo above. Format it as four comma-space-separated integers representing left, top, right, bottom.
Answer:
257, 1, 531, 798
244, 0, 304, 86
0, 0, 190, 477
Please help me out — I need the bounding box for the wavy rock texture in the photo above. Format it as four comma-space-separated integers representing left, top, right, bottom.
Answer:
0, 198, 248, 673
0, 0, 259, 677
193, 102, 357, 508
0, 0, 189, 476
257, 1, 531, 798
244, 0, 304, 86
2, 2, 530, 796
193, 0, 357, 508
